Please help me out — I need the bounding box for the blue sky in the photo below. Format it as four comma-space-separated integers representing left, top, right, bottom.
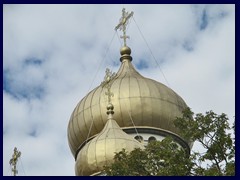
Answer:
3, 4, 235, 175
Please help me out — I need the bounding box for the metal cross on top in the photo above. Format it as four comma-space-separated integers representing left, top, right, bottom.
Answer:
9, 147, 21, 176
115, 8, 134, 46
101, 68, 116, 103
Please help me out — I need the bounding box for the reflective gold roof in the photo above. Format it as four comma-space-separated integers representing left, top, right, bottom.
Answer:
75, 117, 144, 176
67, 46, 189, 157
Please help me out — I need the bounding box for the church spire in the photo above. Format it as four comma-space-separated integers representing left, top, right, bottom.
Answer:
68, 8, 192, 176
115, 8, 134, 47
9, 147, 21, 176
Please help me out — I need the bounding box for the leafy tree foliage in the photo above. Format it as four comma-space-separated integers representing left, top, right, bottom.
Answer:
104, 137, 194, 176
104, 108, 235, 176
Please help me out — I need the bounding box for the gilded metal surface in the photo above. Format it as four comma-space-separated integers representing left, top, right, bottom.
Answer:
67, 46, 189, 158
75, 119, 144, 176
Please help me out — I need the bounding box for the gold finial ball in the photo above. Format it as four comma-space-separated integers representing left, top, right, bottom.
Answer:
120, 46, 131, 55
107, 103, 114, 110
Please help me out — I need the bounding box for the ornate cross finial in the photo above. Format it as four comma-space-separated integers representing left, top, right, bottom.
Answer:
115, 8, 134, 46
101, 68, 116, 116
9, 147, 21, 176
101, 68, 116, 104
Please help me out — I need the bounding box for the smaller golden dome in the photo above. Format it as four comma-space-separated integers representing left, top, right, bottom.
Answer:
120, 46, 131, 55
75, 118, 144, 176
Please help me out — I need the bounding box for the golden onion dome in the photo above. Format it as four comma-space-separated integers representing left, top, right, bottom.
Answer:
67, 46, 189, 157
75, 116, 144, 176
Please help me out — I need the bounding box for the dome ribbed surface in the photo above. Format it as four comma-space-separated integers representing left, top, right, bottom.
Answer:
67, 53, 188, 157
75, 119, 144, 176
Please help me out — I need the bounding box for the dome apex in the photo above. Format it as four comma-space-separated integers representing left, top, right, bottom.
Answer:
120, 46, 132, 62
120, 46, 131, 55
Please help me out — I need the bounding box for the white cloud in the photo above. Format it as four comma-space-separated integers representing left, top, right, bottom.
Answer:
3, 4, 235, 176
